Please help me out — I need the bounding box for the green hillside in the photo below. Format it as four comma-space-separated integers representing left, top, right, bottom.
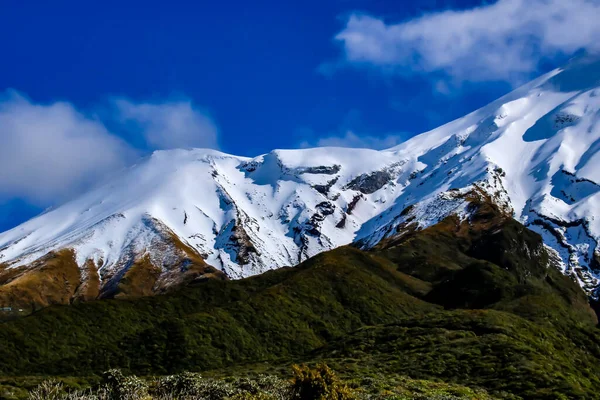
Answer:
1, 199, 599, 399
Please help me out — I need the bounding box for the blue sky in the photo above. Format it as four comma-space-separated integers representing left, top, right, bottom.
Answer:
1, 0, 599, 231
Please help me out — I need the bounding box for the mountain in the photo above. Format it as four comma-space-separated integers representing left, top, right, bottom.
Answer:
1, 199, 599, 399
1, 55, 600, 312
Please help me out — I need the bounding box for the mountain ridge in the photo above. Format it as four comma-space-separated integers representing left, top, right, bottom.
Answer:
1, 55, 600, 309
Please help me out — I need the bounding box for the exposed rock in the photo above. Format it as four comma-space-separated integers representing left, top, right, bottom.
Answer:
346, 170, 393, 194
305, 202, 336, 237
400, 205, 415, 217
92, 216, 226, 299
592, 251, 600, 271
554, 112, 580, 128
298, 165, 341, 175
313, 177, 339, 196
346, 195, 364, 215
316, 201, 335, 216
228, 220, 259, 265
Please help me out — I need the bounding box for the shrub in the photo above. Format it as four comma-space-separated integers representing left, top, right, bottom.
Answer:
194, 379, 238, 399
153, 371, 203, 397
231, 375, 290, 400
28, 380, 63, 400
231, 392, 276, 400
64, 387, 111, 400
101, 369, 148, 400
251, 375, 290, 400
151, 371, 291, 400
291, 364, 354, 400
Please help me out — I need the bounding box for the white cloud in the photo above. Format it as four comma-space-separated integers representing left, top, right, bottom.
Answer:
333, 0, 600, 81
0, 91, 134, 205
301, 130, 405, 150
115, 99, 219, 150
0, 92, 221, 211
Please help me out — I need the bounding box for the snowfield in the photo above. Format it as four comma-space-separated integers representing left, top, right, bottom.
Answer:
1, 55, 600, 295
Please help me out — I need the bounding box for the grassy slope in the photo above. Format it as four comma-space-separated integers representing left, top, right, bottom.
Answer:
0, 228, 226, 315
0, 247, 437, 376
0, 200, 599, 399
0, 250, 82, 315
310, 310, 600, 399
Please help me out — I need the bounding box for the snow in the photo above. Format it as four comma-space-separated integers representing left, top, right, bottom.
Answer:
1, 54, 600, 294
0, 145, 404, 280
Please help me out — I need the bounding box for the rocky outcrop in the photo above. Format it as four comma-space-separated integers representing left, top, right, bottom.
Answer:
298, 165, 341, 175
346, 171, 393, 194
313, 177, 339, 196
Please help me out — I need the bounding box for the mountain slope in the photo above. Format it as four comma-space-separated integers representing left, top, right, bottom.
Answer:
1, 56, 600, 308
0, 204, 599, 399
358, 56, 600, 294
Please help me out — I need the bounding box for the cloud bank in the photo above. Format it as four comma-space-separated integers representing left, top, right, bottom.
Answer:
0, 92, 220, 206
333, 0, 600, 82
301, 131, 405, 150
0, 91, 133, 205
115, 99, 219, 150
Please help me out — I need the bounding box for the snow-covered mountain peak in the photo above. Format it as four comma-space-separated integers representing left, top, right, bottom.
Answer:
357, 55, 600, 292
1, 55, 600, 300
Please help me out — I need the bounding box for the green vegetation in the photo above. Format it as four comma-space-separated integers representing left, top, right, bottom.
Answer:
18, 365, 495, 400
0, 199, 599, 399
311, 310, 600, 399
0, 246, 438, 378
290, 364, 354, 400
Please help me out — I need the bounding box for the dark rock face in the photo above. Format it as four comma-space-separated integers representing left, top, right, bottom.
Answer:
216, 208, 260, 267
228, 221, 259, 265
238, 160, 260, 173
346, 195, 364, 215
313, 177, 339, 196
593, 252, 600, 272
298, 165, 341, 175
346, 170, 392, 194
554, 112, 580, 128
316, 201, 335, 216
213, 185, 261, 267
306, 202, 336, 236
